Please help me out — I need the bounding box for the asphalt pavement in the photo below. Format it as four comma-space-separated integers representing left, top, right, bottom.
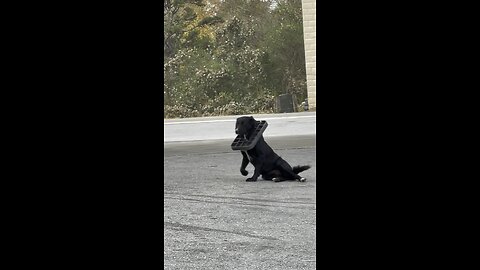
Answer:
164, 112, 317, 270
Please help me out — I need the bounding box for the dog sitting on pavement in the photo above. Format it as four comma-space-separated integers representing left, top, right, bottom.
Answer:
235, 116, 310, 182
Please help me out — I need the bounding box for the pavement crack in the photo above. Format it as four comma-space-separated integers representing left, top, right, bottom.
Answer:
164, 192, 315, 205
164, 196, 315, 210
164, 221, 278, 241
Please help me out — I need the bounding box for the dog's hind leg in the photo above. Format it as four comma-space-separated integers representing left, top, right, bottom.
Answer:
280, 170, 306, 182
276, 159, 306, 182
261, 174, 273, 180
263, 170, 281, 181
265, 169, 289, 182
272, 176, 288, 182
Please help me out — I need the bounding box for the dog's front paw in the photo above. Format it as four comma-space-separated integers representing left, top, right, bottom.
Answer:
240, 169, 248, 176
246, 177, 257, 182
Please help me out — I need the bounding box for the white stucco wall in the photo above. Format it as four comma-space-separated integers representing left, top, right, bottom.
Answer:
301, 0, 316, 109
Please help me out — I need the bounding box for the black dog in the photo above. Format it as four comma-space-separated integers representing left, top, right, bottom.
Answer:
235, 116, 310, 182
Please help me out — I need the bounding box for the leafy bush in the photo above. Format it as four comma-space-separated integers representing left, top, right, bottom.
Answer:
164, 0, 308, 118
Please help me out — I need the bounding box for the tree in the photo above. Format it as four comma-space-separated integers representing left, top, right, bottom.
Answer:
264, 0, 307, 101
164, 0, 221, 59
164, 0, 222, 107
164, 0, 308, 118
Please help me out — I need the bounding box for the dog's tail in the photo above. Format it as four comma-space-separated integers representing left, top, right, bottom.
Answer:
293, 165, 311, 174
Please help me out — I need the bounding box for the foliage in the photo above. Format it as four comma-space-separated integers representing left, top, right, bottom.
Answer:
164, 0, 308, 118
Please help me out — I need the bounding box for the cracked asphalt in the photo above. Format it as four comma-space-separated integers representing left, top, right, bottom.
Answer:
164, 113, 316, 270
